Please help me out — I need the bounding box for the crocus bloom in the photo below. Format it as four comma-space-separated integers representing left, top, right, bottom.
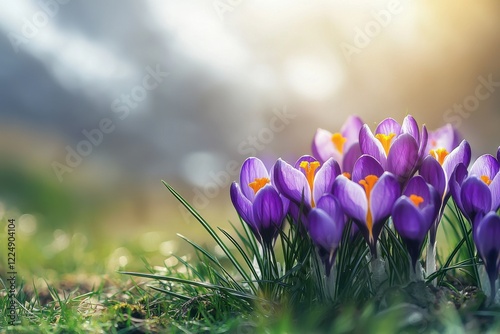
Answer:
332, 155, 400, 256
312, 115, 363, 174
273, 156, 341, 216
474, 211, 500, 301
308, 194, 346, 276
426, 123, 462, 155
419, 140, 471, 242
392, 176, 440, 271
359, 115, 428, 183
450, 154, 500, 225
230, 157, 288, 248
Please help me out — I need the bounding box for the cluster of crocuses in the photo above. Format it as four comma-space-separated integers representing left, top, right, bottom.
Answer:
230, 115, 500, 298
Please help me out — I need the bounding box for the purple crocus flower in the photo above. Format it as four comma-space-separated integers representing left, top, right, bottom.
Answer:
450, 154, 500, 225
332, 155, 400, 256
359, 115, 428, 183
392, 176, 440, 271
312, 115, 363, 175
426, 123, 462, 155
230, 157, 288, 248
474, 211, 500, 302
307, 194, 347, 276
419, 140, 471, 243
273, 156, 341, 217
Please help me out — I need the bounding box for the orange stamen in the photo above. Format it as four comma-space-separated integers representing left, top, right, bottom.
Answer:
429, 148, 449, 166
299, 161, 321, 207
248, 177, 270, 194
481, 175, 492, 186
342, 172, 351, 180
331, 133, 347, 154
359, 175, 379, 201
359, 175, 379, 242
375, 133, 396, 156
409, 194, 424, 207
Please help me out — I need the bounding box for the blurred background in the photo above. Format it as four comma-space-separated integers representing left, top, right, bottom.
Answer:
0, 0, 499, 276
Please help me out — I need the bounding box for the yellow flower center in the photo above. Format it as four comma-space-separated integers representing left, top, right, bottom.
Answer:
359, 175, 379, 242
248, 177, 270, 194
342, 172, 351, 180
299, 161, 321, 207
409, 194, 424, 207
429, 148, 449, 166
331, 133, 347, 154
481, 175, 492, 186
375, 133, 396, 156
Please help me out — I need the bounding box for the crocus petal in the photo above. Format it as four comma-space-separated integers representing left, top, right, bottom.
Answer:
404, 175, 431, 204
308, 208, 343, 251
308, 207, 343, 276
442, 140, 471, 180
489, 173, 500, 211
404, 175, 440, 225
420, 156, 446, 199
359, 124, 387, 166
240, 157, 270, 201
392, 197, 426, 241
342, 142, 362, 174
375, 117, 401, 136
469, 154, 499, 180
449, 163, 468, 213
426, 124, 461, 152
417, 125, 428, 166
253, 185, 285, 244
370, 172, 400, 226
460, 176, 492, 224
316, 194, 346, 227
313, 158, 341, 204
386, 133, 419, 181
429, 191, 442, 231
474, 212, 500, 258
230, 182, 258, 240
392, 197, 427, 269
497, 146, 500, 163
401, 115, 420, 143
273, 158, 311, 207
422, 184, 441, 227
332, 175, 367, 223
473, 212, 500, 290
351, 154, 384, 183
341, 115, 364, 146
312, 129, 339, 164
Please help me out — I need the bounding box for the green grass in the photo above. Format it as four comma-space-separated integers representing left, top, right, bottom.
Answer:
2, 183, 500, 333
